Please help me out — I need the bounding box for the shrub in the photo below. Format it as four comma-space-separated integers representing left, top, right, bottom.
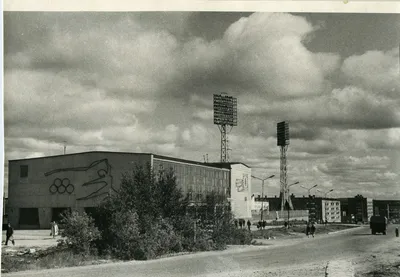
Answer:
135, 218, 183, 260
229, 228, 253, 245
59, 211, 101, 255
108, 210, 141, 260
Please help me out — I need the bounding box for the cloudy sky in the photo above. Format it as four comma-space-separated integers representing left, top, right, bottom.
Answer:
3, 12, 400, 199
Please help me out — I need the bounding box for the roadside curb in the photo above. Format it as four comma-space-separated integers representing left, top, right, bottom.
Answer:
327, 226, 363, 235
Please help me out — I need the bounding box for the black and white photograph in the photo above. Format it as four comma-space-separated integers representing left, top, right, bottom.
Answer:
2, 2, 400, 276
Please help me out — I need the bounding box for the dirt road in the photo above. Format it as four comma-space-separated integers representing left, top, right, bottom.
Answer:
3, 224, 399, 277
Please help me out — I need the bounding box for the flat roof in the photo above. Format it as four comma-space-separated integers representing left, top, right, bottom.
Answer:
205, 162, 251, 169
9, 151, 250, 169
8, 151, 153, 162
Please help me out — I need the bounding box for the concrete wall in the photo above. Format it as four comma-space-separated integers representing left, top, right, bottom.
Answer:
230, 164, 252, 219
8, 152, 151, 228
252, 210, 309, 222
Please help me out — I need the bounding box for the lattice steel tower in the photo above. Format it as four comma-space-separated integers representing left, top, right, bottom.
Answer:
213, 94, 237, 162
277, 121, 292, 211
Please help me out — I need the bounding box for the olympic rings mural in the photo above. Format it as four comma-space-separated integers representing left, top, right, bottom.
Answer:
44, 159, 116, 200
49, 178, 75, 194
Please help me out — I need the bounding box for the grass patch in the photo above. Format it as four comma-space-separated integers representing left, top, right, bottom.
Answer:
1, 246, 109, 273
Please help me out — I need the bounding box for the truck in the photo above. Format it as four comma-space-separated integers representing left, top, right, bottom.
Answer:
370, 215, 387, 235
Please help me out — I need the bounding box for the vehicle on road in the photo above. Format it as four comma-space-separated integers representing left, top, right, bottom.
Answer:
369, 215, 387, 235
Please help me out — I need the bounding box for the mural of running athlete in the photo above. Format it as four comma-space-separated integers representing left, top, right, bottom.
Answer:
44, 159, 117, 201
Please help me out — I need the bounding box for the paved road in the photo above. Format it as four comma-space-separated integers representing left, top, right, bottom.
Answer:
5, 224, 399, 277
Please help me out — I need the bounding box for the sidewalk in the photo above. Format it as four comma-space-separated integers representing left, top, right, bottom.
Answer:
2, 230, 59, 249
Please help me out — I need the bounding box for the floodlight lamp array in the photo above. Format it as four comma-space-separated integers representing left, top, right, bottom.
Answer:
277, 121, 289, 146
213, 94, 238, 126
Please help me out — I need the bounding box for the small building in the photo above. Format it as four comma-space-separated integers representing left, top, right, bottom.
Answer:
250, 195, 269, 221
8, 151, 252, 229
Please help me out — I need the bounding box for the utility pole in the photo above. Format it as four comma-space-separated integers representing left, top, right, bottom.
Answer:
251, 174, 275, 235
285, 181, 299, 226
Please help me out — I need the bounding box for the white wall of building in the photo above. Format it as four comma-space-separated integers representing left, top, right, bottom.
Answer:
322, 199, 341, 223
230, 164, 252, 219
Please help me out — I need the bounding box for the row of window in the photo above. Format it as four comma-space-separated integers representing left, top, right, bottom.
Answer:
155, 161, 229, 180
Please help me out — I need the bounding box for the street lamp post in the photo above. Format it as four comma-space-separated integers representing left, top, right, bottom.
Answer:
251, 174, 275, 234
300, 184, 318, 196
324, 189, 334, 198
285, 181, 299, 226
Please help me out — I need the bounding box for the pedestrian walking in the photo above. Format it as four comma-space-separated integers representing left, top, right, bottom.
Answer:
54, 221, 59, 236
247, 220, 251, 231
50, 221, 57, 238
239, 220, 243, 229
395, 227, 399, 237
306, 224, 310, 238
5, 223, 15, 246
262, 220, 266, 230
310, 223, 316, 238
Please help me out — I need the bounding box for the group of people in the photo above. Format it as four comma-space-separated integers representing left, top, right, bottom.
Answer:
234, 219, 252, 231
306, 222, 316, 238
4, 221, 59, 247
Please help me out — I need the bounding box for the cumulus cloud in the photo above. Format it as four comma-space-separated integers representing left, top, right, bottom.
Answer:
342, 48, 400, 97
193, 109, 213, 121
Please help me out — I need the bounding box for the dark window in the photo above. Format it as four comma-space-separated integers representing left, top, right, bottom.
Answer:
19, 208, 39, 227
20, 165, 28, 178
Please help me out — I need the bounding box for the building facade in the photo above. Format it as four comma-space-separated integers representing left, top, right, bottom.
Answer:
373, 200, 400, 223
339, 195, 370, 223
8, 151, 252, 229
321, 199, 341, 223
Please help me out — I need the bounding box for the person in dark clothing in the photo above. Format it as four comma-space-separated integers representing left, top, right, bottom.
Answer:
234, 220, 238, 229
306, 224, 311, 237
239, 220, 243, 229
5, 223, 15, 246
262, 220, 266, 229
310, 223, 316, 238
247, 220, 251, 231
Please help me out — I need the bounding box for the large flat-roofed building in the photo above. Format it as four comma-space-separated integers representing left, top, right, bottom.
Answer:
373, 200, 400, 223
7, 151, 252, 229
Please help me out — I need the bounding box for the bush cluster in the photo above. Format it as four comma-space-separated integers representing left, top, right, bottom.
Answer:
59, 163, 252, 260
59, 211, 101, 255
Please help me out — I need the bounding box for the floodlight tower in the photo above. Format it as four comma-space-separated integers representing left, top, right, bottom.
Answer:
277, 121, 291, 211
213, 94, 238, 162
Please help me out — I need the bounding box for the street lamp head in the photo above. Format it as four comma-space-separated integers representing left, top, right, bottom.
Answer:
311, 184, 318, 189
268, 174, 275, 179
